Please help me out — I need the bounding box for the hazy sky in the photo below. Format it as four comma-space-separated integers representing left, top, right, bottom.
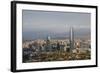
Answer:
22, 10, 91, 40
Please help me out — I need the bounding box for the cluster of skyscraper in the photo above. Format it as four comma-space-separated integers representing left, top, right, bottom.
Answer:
44, 27, 75, 52
23, 27, 91, 62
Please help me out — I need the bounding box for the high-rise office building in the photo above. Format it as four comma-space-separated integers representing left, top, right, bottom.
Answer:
46, 36, 52, 52
69, 27, 74, 52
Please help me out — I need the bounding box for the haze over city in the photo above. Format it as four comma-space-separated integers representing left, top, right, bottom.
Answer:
22, 10, 91, 62
22, 10, 91, 40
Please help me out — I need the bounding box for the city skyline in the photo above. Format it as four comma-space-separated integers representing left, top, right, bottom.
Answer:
22, 10, 91, 40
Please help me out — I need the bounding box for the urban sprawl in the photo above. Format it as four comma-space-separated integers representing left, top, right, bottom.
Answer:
22, 28, 91, 63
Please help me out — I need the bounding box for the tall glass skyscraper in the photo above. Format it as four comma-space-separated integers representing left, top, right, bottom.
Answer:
69, 27, 74, 52
46, 36, 52, 52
